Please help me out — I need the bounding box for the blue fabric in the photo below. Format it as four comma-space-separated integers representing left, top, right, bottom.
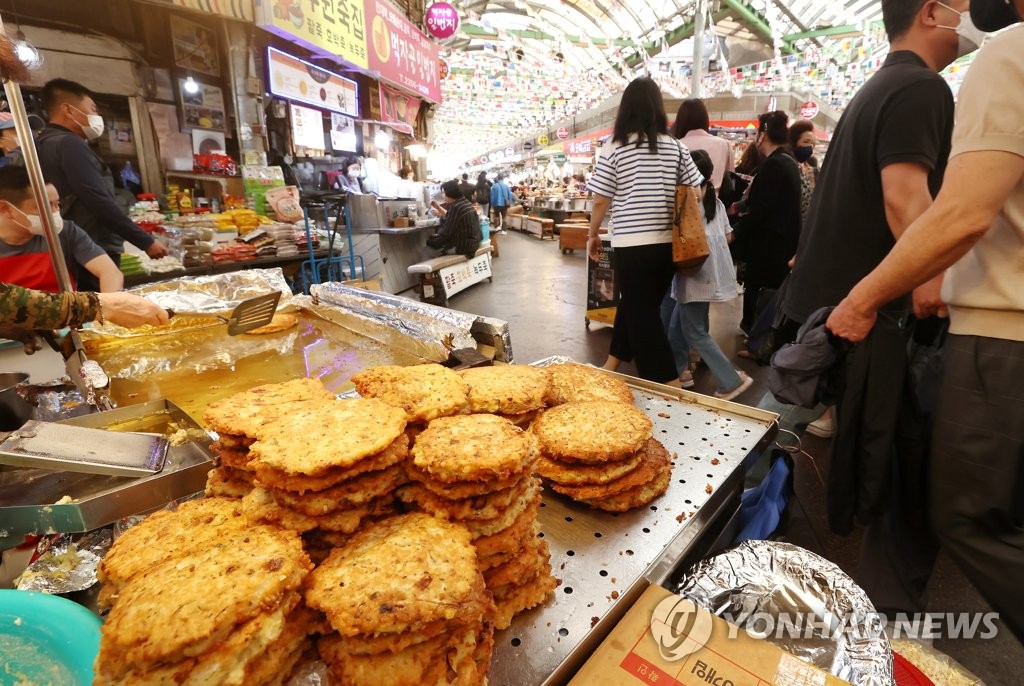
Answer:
734, 453, 792, 544
660, 292, 689, 375
489, 181, 513, 207
677, 300, 742, 393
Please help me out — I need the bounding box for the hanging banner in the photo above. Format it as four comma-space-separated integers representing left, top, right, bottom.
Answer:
379, 82, 422, 135
266, 47, 359, 117
255, 0, 368, 68
425, 2, 459, 39
364, 0, 442, 103
158, 0, 255, 21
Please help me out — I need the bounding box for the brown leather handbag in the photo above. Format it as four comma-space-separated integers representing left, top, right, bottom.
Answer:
672, 180, 709, 275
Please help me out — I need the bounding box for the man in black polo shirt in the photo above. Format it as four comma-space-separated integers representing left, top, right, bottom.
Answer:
426, 180, 481, 258
778, 0, 982, 621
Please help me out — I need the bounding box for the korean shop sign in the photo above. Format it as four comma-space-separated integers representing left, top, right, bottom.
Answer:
257, 0, 368, 69
365, 0, 442, 103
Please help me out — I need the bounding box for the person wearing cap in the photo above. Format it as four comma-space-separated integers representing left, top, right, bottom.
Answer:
33, 79, 167, 291
827, 0, 1024, 640
425, 180, 481, 259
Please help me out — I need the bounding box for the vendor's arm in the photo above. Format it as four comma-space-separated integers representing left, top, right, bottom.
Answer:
587, 194, 611, 262
56, 137, 163, 255
881, 161, 946, 318
827, 149, 1024, 341
0, 281, 100, 329
85, 254, 123, 292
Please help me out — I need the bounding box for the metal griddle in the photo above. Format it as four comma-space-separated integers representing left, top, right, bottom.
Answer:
488, 368, 778, 686
0, 399, 214, 544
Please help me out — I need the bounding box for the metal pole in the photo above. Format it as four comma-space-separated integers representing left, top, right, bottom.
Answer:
0, 15, 75, 294
691, 0, 706, 97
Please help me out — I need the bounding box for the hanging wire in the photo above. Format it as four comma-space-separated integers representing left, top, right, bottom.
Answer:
774, 428, 826, 488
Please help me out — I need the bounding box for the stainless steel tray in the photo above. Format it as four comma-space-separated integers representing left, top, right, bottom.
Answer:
489, 371, 778, 686
0, 399, 214, 543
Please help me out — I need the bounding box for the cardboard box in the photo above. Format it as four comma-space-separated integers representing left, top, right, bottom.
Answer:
571, 585, 850, 686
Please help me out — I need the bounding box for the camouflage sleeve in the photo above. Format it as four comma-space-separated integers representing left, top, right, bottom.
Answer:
0, 282, 101, 329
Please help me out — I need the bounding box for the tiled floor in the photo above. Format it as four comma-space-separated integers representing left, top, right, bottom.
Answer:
451, 229, 1021, 685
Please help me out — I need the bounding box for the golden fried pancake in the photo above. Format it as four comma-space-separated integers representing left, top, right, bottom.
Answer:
412, 414, 537, 484
533, 401, 652, 464
483, 536, 550, 590
204, 378, 334, 437
352, 363, 470, 423
581, 455, 672, 512
544, 363, 635, 406
98, 497, 245, 594
497, 409, 541, 428
463, 486, 541, 539
242, 487, 392, 533
536, 451, 643, 486
396, 477, 536, 522
250, 398, 406, 476
407, 462, 521, 499
549, 439, 670, 501
242, 312, 298, 335
255, 432, 408, 493
205, 466, 254, 499
319, 624, 485, 686
490, 562, 557, 630
98, 525, 310, 672
99, 596, 309, 686
306, 513, 487, 637
472, 503, 538, 558
267, 464, 406, 516
216, 433, 254, 449
459, 365, 548, 414
336, 618, 452, 656
214, 444, 254, 471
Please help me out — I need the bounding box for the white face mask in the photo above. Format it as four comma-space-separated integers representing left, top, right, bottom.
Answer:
937, 2, 988, 57
11, 204, 64, 236
71, 105, 105, 141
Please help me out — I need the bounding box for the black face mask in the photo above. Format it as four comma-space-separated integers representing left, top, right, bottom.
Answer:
794, 146, 814, 163
970, 0, 1021, 31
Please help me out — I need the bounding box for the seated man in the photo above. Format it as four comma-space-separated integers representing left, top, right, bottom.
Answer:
0, 166, 122, 292
426, 180, 481, 259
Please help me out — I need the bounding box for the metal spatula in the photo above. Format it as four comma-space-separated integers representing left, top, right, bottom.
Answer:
165, 291, 282, 335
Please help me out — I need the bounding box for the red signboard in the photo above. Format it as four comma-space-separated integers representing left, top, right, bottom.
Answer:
365, 0, 442, 103
556, 127, 570, 140
799, 101, 819, 119
379, 82, 422, 135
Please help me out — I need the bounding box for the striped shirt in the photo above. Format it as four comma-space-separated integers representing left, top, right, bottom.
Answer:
588, 134, 704, 248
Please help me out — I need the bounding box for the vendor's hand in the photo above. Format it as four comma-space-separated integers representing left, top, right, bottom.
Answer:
145, 241, 169, 259
0, 329, 44, 355
912, 274, 948, 320
787, 255, 795, 269
826, 297, 876, 343
98, 292, 170, 328
587, 235, 601, 262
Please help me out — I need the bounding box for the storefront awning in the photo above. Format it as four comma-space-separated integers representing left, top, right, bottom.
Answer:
156, 0, 255, 21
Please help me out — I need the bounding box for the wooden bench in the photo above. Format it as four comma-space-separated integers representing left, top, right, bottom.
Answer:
525, 216, 555, 240
408, 245, 493, 307
558, 225, 605, 254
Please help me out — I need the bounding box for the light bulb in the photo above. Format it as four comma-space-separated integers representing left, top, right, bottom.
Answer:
374, 130, 391, 149
184, 76, 200, 94
13, 34, 42, 70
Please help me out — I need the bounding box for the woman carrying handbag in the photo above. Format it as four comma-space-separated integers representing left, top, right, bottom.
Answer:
587, 77, 704, 385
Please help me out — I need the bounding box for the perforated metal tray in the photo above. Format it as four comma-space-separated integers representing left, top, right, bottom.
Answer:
489, 370, 777, 686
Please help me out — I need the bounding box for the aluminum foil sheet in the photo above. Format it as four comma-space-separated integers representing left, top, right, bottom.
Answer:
16, 378, 94, 422
87, 268, 295, 338
676, 540, 894, 686
15, 529, 112, 594
311, 283, 513, 362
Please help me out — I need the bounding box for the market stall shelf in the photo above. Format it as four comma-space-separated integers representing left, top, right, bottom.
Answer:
488, 369, 777, 686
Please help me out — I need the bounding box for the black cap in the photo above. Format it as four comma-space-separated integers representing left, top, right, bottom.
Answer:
971, 0, 1021, 31
442, 179, 462, 199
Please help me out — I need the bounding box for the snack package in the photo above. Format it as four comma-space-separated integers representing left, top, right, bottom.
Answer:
265, 185, 303, 223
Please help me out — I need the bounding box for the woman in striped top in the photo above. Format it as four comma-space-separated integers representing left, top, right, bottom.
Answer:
587, 77, 704, 384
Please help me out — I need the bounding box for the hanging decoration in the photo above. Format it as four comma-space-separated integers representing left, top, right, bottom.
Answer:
425, 2, 461, 40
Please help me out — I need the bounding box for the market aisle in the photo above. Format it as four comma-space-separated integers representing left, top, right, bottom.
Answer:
451, 229, 1023, 685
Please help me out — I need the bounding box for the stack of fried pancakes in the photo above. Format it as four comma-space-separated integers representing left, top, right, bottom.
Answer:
94, 497, 315, 685
351, 363, 470, 425
306, 513, 494, 686
203, 378, 335, 499
240, 396, 409, 556
533, 401, 673, 512
543, 362, 636, 406
458, 364, 549, 428
401, 413, 556, 630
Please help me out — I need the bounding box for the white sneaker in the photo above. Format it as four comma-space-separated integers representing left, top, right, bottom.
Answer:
806, 412, 834, 438
679, 369, 695, 388
715, 372, 753, 401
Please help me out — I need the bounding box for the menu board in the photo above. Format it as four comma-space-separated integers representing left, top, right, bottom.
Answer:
267, 46, 359, 117
290, 103, 326, 150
